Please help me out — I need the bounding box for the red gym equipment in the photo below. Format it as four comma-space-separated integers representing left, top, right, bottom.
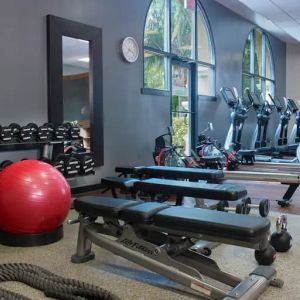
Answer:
0, 160, 71, 246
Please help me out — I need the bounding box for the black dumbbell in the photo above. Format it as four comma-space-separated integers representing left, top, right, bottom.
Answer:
9, 123, 21, 140
37, 125, 52, 141
27, 123, 39, 140
0, 160, 13, 170
19, 125, 33, 142
240, 198, 270, 217
74, 153, 95, 175
43, 123, 55, 138
270, 214, 292, 252
0, 126, 13, 143
65, 155, 80, 177
54, 125, 68, 140
55, 154, 80, 177
52, 155, 66, 174
217, 201, 246, 214
63, 123, 81, 140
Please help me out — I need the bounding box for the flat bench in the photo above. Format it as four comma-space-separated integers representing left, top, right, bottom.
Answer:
115, 165, 300, 207
116, 165, 224, 181
101, 176, 247, 205
71, 196, 279, 299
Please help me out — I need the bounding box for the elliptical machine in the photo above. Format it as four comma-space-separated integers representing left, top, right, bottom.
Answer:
246, 89, 274, 149
288, 99, 300, 144
221, 87, 300, 163
268, 94, 294, 146
220, 87, 252, 151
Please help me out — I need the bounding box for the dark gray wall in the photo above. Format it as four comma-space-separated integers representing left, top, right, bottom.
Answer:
198, 0, 286, 147
0, 0, 159, 186
0, 0, 286, 187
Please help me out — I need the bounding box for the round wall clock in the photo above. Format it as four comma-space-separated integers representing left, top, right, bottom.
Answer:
121, 37, 139, 63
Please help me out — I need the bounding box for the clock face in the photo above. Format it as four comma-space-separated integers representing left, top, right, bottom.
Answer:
122, 37, 139, 63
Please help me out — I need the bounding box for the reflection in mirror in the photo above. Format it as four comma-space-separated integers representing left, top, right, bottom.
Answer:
62, 36, 91, 151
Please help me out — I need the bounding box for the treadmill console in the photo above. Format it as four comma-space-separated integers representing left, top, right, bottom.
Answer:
220, 87, 238, 107
245, 89, 262, 109
287, 99, 298, 114
268, 94, 283, 112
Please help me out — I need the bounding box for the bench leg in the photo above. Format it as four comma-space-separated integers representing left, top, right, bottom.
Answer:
111, 188, 118, 198
278, 183, 299, 207
71, 217, 95, 264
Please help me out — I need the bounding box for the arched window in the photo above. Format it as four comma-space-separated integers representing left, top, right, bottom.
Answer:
242, 29, 275, 101
143, 0, 215, 97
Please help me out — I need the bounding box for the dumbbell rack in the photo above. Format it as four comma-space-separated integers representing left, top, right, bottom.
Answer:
0, 139, 95, 184
0, 139, 80, 153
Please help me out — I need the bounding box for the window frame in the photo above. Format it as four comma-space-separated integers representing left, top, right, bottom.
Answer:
142, 0, 216, 98
242, 28, 275, 100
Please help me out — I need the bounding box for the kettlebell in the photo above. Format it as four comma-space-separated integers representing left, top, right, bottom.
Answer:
270, 231, 292, 252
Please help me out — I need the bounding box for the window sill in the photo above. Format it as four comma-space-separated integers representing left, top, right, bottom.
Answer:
141, 88, 171, 97
197, 95, 217, 102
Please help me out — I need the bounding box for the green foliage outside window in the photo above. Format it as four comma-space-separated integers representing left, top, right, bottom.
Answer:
171, 0, 194, 58
242, 38, 251, 73
144, 52, 165, 89
144, 0, 165, 50
172, 115, 188, 154
242, 30, 274, 98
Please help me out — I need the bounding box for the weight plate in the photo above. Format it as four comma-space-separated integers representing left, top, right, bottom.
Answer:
259, 199, 270, 217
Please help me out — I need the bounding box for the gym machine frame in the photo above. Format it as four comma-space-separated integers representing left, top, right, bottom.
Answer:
71, 212, 280, 300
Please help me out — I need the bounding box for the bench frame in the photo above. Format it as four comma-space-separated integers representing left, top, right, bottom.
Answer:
71, 213, 278, 300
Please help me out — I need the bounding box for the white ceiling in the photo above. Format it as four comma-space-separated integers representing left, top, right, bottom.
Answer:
215, 0, 300, 43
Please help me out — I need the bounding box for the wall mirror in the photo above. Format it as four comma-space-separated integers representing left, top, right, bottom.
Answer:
47, 15, 103, 166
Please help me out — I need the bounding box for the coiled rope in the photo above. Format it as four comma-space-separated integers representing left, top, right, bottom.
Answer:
0, 263, 120, 300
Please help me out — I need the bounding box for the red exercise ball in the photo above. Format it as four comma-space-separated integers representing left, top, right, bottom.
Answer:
0, 160, 71, 234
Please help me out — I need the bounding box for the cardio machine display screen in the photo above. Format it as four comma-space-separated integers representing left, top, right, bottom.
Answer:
249, 92, 262, 106
222, 88, 238, 106
269, 95, 283, 110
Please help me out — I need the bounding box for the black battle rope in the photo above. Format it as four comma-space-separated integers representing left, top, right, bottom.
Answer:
0, 263, 121, 300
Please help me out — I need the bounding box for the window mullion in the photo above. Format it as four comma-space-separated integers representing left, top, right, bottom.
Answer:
165, 0, 170, 52
194, 1, 197, 61
250, 30, 255, 74
262, 33, 266, 78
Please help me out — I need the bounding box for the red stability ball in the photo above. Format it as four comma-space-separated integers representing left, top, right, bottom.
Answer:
0, 160, 71, 236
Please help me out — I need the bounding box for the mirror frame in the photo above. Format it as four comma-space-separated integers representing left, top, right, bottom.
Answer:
47, 15, 103, 166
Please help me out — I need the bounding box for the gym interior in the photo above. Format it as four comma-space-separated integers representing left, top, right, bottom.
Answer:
1, 0, 300, 299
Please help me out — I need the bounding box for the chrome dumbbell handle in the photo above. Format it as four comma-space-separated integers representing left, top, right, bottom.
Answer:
68, 219, 80, 225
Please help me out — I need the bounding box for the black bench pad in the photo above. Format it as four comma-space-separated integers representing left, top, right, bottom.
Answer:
120, 202, 170, 224
74, 196, 270, 244
101, 177, 139, 189
136, 166, 224, 181
153, 206, 270, 243
73, 197, 142, 218
134, 178, 247, 200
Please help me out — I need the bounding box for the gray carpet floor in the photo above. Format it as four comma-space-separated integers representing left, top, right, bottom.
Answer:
0, 209, 298, 299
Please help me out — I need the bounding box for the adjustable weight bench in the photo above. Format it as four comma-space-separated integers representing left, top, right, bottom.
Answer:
116, 165, 300, 207
71, 196, 281, 300
101, 176, 247, 207
115, 165, 224, 181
